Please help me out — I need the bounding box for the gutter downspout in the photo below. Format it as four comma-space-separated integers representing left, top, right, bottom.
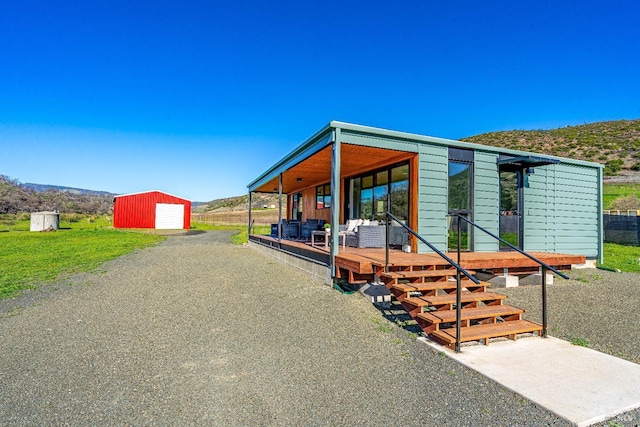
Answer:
330, 128, 341, 279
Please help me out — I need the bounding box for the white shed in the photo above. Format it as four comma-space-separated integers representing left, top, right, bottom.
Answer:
30, 211, 60, 232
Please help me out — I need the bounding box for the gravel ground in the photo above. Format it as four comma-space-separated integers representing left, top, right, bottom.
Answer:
0, 231, 638, 426
500, 269, 640, 365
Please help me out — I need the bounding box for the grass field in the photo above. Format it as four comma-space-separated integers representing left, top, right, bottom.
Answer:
603, 182, 640, 210
0, 217, 165, 299
0, 219, 271, 301
600, 243, 640, 272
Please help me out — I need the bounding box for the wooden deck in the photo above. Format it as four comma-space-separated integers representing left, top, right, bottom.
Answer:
249, 234, 586, 283
250, 234, 582, 347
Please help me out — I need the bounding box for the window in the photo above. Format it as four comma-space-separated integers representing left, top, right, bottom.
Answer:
292, 192, 303, 221
390, 164, 409, 222
347, 162, 409, 222
448, 148, 473, 251
316, 184, 331, 209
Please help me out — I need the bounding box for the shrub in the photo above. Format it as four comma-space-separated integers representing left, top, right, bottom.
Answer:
604, 159, 624, 176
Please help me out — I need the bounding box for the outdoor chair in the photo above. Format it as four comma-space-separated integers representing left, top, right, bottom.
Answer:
342, 219, 385, 248
300, 219, 321, 240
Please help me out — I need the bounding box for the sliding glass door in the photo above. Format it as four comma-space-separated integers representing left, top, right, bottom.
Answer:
448, 148, 473, 251
347, 163, 409, 223
499, 170, 522, 250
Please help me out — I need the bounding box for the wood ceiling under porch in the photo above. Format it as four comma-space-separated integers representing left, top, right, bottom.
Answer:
249, 143, 415, 197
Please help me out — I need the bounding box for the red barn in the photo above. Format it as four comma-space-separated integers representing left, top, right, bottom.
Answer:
113, 191, 191, 229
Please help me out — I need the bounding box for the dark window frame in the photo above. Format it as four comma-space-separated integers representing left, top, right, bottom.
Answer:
344, 160, 410, 222
316, 184, 331, 209
448, 148, 474, 251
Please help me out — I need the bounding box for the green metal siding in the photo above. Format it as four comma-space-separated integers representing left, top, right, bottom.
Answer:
417, 144, 448, 253
339, 129, 420, 153
473, 151, 500, 252
524, 164, 599, 258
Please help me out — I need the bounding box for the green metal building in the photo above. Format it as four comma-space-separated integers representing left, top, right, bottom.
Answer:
248, 121, 603, 272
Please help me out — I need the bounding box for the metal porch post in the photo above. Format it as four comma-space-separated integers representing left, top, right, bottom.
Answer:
247, 191, 252, 238
330, 129, 341, 279
277, 173, 283, 244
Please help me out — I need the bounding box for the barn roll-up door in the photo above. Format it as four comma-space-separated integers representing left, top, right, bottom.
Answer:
155, 203, 184, 229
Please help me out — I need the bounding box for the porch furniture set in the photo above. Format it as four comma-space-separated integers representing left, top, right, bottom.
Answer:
271, 218, 408, 249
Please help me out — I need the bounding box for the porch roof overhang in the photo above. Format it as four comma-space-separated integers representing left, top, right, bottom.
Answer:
497, 155, 560, 171
247, 122, 415, 194
247, 124, 334, 194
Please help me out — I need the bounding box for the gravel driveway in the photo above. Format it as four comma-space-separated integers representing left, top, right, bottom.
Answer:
0, 231, 638, 426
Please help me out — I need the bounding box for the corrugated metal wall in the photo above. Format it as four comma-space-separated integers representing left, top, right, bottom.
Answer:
525, 164, 599, 258
417, 143, 448, 253
113, 191, 191, 229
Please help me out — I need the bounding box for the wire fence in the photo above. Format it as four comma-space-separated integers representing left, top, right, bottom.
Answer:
192, 210, 280, 226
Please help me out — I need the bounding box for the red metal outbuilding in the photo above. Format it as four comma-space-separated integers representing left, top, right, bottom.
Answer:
113, 191, 191, 229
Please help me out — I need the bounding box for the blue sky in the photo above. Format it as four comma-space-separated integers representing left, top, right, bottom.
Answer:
1, 1, 639, 201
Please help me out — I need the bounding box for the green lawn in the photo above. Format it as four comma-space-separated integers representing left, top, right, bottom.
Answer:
601, 243, 640, 273
0, 226, 165, 299
603, 183, 640, 210
190, 222, 270, 244
0, 218, 271, 301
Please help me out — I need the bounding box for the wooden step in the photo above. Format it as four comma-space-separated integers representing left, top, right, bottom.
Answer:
390, 280, 487, 302
380, 268, 475, 285
431, 319, 543, 349
415, 305, 524, 334
402, 292, 506, 317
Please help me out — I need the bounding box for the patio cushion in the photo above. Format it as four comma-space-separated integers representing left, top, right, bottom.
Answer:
346, 219, 359, 232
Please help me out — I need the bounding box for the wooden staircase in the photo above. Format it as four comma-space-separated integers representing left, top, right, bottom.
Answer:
378, 266, 542, 349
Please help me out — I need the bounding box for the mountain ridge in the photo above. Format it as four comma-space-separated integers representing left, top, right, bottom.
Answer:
4, 118, 639, 214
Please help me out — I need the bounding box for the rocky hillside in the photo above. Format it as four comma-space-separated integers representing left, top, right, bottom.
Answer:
194, 193, 283, 213
0, 175, 113, 215
461, 119, 640, 179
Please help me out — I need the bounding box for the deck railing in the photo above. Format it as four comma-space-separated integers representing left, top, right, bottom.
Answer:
384, 212, 570, 352
384, 212, 480, 353
452, 214, 570, 343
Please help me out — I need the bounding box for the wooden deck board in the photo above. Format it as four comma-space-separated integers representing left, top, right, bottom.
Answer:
249, 234, 585, 280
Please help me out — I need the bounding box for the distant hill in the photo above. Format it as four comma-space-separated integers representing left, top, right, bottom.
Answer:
0, 175, 114, 215
460, 118, 640, 180
6, 119, 639, 215
194, 193, 283, 213
197, 119, 640, 212
21, 182, 115, 196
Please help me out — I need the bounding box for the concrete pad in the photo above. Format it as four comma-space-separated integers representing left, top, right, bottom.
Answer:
488, 274, 519, 288
419, 336, 640, 426
358, 283, 391, 304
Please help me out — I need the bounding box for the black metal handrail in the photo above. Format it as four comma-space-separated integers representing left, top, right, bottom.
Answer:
384, 212, 479, 285
385, 212, 479, 353
454, 214, 569, 344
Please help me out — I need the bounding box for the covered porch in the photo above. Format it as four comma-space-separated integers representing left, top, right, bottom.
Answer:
247, 122, 420, 279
